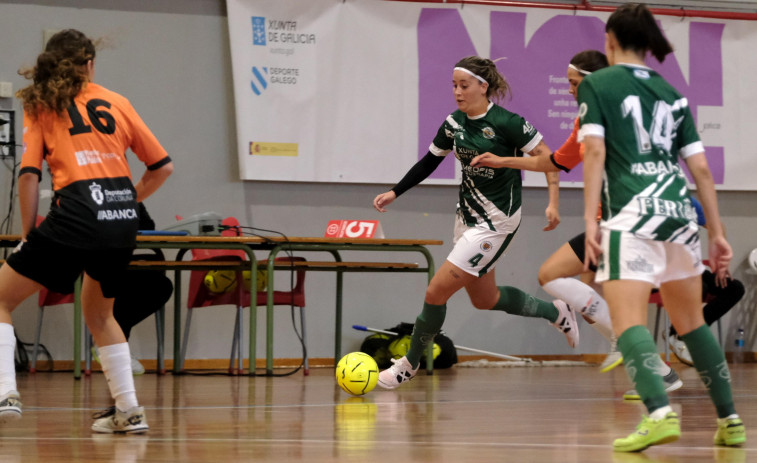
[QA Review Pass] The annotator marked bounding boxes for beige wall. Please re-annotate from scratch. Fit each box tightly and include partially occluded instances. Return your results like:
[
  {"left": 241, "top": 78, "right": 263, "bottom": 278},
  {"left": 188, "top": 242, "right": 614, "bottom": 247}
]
[{"left": 1, "top": 0, "right": 755, "bottom": 364}]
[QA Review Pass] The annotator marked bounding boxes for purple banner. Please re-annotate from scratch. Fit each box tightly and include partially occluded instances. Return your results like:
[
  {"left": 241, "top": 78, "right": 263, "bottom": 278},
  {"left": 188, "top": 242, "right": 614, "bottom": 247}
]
[{"left": 417, "top": 8, "right": 725, "bottom": 184}]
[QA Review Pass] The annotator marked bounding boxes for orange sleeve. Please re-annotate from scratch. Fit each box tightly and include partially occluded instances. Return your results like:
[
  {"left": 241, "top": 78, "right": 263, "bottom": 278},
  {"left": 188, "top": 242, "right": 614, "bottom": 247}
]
[
  {"left": 121, "top": 98, "right": 169, "bottom": 168},
  {"left": 19, "top": 112, "right": 46, "bottom": 177},
  {"left": 551, "top": 118, "right": 583, "bottom": 172}
]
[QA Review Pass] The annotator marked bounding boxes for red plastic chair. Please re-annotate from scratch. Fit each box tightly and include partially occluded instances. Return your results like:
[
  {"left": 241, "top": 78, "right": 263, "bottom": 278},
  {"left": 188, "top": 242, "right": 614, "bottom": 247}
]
[{"left": 177, "top": 216, "right": 309, "bottom": 374}]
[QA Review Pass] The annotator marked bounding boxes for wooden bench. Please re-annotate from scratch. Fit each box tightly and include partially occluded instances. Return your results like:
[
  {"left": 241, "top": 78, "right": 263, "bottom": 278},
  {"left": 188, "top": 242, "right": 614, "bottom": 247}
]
[{"left": 128, "top": 259, "right": 419, "bottom": 270}]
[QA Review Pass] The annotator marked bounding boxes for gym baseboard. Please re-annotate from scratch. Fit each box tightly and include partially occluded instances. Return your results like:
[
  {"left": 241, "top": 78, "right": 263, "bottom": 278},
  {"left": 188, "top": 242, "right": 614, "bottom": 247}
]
[{"left": 28, "top": 352, "right": 751, "bottom": 373}]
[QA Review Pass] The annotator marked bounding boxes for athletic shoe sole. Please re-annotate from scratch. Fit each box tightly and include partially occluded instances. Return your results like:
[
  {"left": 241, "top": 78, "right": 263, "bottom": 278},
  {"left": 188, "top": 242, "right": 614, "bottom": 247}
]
[
  {"left": 623, "top": 377, "right": 683, "bottom": 401},
  {"left": 600, "top": 354, "right": 624, "bottom": 373}
]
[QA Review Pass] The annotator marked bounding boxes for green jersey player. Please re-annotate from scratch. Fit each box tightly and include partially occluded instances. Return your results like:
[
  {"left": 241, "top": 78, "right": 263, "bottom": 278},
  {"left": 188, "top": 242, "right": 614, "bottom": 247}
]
[
  {"left": 372, "top": 55, "right": 578, "bottom": 390},
  {"left": 579, "top": 3, "right": 744, "bottom": 452}
]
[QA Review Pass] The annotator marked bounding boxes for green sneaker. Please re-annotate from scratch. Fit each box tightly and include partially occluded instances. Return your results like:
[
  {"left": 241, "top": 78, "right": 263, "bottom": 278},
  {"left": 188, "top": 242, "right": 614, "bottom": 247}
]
[
  {"left": 613, "top": 412, "right": 680, "bottom": 452},
  {"left": 714, "top": 417, "right": 746, "bottom": 446}
]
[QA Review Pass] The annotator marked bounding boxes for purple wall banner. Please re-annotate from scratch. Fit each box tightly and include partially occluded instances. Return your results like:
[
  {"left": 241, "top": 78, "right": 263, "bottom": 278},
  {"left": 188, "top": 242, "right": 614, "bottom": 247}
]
[{"left": 228, "top": 0, "right": 755, "bottom": 190}]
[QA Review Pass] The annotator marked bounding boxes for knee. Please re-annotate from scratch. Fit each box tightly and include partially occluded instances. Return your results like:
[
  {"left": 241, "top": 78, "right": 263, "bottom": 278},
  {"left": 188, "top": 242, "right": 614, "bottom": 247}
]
[
  {"left": 469, "top": 290, "right": 499, "bottom": 311},
  {"left": 537, "top": 265, "right": 553, "bottom": 286},
  {"left": 84, "top": 312, "right": 109, "bottom": 331},
  {"left": 83, "top": 305, "right": 113, "bottom": 328},
  {"left": 424, "top": 287, "right": 446, "bottom": 306},
  {"left": 471, "top": 298, "right": 494, "bottom": 311}
]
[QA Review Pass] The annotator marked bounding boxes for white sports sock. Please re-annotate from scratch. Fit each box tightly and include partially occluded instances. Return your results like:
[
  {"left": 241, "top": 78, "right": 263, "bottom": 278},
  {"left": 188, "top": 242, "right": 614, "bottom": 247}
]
[
  {"left": 0, "top": 323, "right": 17, "bottom": 395},
  {"left": 720, "top": 414, "right": 740, "bottom": 423},
  {"left": 590, "top": 319, "right": 615, "bottom": 341},
  {"left": 98, "top": 342, "right": 138, "bottom": 411},
  {"left": 650, "top": 405, "right": 674, "bottom": 420},
  {"left": 542, "top": 278, "right": 614, "bottom": 340}
]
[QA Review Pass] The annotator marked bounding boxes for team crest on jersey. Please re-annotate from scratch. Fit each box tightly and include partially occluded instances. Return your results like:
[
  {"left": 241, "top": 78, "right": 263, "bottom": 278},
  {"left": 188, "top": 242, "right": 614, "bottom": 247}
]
[
  {"left": 481, "top": 126, "right": 495, "bottom": 139},
  {"left": 480, "top": 241, "right": 493, "bottom": 252},
  {"left": 89, "top": 182, "right": 104, "bottom": 206},
  {"left": 633, "top": 69, "right": 651, "bottom": 80}
]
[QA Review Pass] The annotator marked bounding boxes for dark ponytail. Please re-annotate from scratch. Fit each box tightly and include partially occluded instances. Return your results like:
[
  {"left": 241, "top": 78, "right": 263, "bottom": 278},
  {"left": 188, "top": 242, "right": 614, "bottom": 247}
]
[
  {"left": 569, "top": 50, "right": 609, "bottom": 74},
  {"left": 606, "top": 3, "right": 673, "bottom": 63}
]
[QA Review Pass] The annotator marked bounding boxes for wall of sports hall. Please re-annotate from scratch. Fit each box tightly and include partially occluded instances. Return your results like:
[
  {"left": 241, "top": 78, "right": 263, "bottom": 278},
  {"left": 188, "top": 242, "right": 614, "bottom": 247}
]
[{"left": 0, "top": 0, "right": 755, "bottom": 369}]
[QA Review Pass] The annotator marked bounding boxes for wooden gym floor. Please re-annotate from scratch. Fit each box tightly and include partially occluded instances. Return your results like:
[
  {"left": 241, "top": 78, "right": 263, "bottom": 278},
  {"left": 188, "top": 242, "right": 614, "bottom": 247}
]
[{"left": 0, "top": 363, "right": 754, "bottom": 462}]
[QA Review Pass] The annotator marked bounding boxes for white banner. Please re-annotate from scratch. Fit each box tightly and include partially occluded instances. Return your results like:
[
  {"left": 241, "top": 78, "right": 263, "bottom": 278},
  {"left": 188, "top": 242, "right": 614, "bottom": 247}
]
[{"left": 228, "top": 0, "right": 757, "bottom": 190}]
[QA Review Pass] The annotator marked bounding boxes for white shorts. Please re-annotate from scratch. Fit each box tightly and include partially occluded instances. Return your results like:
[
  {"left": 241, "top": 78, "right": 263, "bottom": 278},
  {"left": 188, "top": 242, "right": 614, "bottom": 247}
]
[
  {"left": 595, "top": 228, "right": 704, "bottom": 286},
  {"left": 446, "top": 209, "right": 520, "bottom": 277}
]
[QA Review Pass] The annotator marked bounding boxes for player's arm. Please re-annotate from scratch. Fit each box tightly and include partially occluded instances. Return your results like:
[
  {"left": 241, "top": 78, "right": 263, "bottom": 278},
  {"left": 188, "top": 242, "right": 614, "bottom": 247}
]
[
  {"left": 373, "top": 151, "right": 444, "bottom": 212},
  {"left": 685, "top": 152, "right": 732, "bottom": 275},
  {"left": 582, "top": 135, "right": 604, "bottom": 269},
  {"left": 523, "top": 140, "right": 560, "bottom": 230},
  {"left": 17, "top": 114, "right": 44, "bottom": 240},
  {"left": 543, "top": 170, "right": 560, "bottom": 230},
  {"left": 17, "top": 172, "right": 40, "bottom": 240},
  {"left": 470, "top": 138, "right": 558, "bottom": 172},
  {"left": 134, "top": 160, "right": 174, "bottom": 203},
  {"left": 471, "top": 153, "right": 557, "bottom": 171}
]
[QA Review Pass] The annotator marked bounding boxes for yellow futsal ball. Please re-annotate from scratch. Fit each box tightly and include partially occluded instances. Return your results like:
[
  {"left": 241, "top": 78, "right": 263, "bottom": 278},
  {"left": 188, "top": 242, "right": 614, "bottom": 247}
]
[
  {"left": 242, "top": 268, "right": 268, "bottom": 292},
  {"left": 203, "top": 269, "right": 238, "bottom": 294},
  {"left": 335, "top": 352, "right": 379, "bottom": 396}
]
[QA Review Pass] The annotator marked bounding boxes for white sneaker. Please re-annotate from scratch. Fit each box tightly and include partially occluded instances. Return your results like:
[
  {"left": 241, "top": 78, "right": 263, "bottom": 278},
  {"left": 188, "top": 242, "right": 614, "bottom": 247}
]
[
  {"left": 0, "top": 390, "right": 21, "bottom": 424},
  {"left": 669, "top": 335, "right": 693, "bottom": 366},
  {"left": 377, "top": 356, "right": 418, "bottom": 390},
  {"left": 131, "top": 355, "right": 145, "bottom": 376},
  {"left": 600, "top": 336, "right": 623, "bottom": 373},
  {"left": 91, "top": 405, "right": 149, "bottom": 434},
  {"left": 623, "top": 368, "right": 683, "bottom": 400},
  {"left": 551, "top": 300, "right": 579, "bottom": 348}
]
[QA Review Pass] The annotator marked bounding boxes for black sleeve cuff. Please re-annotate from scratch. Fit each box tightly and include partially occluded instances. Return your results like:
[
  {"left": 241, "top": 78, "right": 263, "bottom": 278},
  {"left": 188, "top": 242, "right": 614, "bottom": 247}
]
[
  {"left": 147, "top": 156, "right": 172, "bottom": 171},
  {"left": 550, "top": 153, "right": 571, "bottom": 173},
  {"left": 19, "top": 166, "right": 42, "bottom": 181}
]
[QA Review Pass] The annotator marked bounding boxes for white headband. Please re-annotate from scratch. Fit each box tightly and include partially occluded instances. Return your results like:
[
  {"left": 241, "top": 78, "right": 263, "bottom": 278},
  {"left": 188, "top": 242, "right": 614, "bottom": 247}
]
[
  {"left": 568, "top": 64, "right": 592, "bottom": 76},
  {"left": 454, "top": 67, "right": 487, "bottom": 84}
]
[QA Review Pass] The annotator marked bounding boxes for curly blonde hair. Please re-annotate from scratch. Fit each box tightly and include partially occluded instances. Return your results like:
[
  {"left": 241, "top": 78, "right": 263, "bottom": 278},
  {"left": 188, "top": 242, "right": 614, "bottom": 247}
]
[
  {"left": 454, "top": 56, "right": 510, "bottom": 102},
  {"left": 16, "top": 29, "right": 97, "bottom": 119}
]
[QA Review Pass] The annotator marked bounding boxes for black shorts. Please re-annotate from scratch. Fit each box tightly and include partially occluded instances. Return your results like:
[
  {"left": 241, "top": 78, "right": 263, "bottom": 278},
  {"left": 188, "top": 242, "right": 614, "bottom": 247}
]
[
  {"left": 567, "top": 232, "right": 598, "bottom": 273},
  {"left": 6, "top": 228, "right": 134, "bottom": 297}
]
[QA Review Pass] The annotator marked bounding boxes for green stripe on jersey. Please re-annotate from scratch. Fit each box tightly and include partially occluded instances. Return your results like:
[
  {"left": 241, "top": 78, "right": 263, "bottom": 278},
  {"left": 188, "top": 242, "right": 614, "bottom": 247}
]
[
  {"left": 609, "top": 230, "right": 621, "bottom": 280},
  {"left": 429, "top": 103, "right": 539, "bottom": 233}
]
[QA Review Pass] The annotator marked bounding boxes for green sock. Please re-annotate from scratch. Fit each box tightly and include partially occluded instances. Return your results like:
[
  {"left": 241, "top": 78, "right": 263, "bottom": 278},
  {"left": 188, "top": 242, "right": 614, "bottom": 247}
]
[
  {"left": 680, "top": 324, "right": 736, "bottom": 418},
  {"left": 618, "top": 325, "right": 669, "bottom": 413},
  {"left": 490, "top": 286, "right": 558, "bottom": 322},
  {"left": 405, "top": 302, "right": 446, "bottom": 369}
]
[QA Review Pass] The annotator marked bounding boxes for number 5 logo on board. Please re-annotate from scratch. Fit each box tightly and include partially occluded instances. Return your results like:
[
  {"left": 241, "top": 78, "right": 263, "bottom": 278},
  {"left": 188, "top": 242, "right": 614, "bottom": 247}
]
[{"left": 324, "top": 220, "right": 384, "bottom": 239}]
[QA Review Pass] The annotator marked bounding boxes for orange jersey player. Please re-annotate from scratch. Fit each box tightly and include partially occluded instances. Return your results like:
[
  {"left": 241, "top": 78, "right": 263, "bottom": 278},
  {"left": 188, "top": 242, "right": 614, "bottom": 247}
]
[
  {"left": 20, "top": 81, "right": 171, "bottom": 249},
  {"left": 0, "top": 29, "right": 173, "bottom": 433}
]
